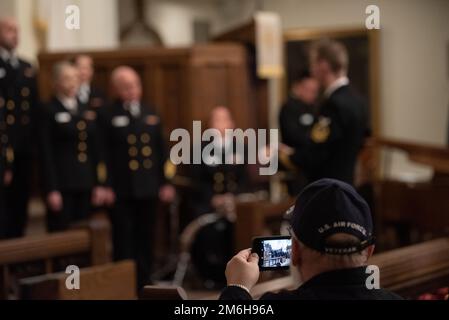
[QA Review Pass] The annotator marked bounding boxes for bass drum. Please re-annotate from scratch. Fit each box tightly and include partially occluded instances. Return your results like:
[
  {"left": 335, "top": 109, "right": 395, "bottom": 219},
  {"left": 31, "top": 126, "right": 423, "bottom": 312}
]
[{"left": 190, "top": 217, "right": 234, "bottom": 287}]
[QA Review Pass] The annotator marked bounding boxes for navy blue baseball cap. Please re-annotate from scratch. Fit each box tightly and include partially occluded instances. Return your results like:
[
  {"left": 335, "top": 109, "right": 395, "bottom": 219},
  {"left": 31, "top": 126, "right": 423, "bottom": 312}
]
[{"left": 287, "top": 179, "right": 374, "bottom": 254}]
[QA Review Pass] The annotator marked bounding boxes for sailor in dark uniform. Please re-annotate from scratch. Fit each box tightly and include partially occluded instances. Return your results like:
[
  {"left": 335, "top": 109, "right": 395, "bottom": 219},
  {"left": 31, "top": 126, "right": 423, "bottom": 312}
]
[
  {"left": 281, "top": 40, "right": 369, "bottom": 185},
  {"left": 279, "top": 70, "right": 319, "bottom": 194},
  {"left": 0, "top": 17, "right": 39, "bottom": 238},
  {"left": 39, "top": 61, "right": 106, "bottom": 232},
  {"left": 98, "top": 66, "right": 175, "bottom": 288},
  {"left": 72, "top": 54, "right": 107, "bottom": 110},
  {"left": 190, "top": 106, "right": 249, "bottom": 219}
]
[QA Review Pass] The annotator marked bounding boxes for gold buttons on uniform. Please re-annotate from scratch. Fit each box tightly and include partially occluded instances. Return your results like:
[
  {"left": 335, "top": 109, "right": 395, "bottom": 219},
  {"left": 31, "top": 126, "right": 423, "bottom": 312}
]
[
  {"left": 78, "top": 153, "right": 87, "bottom": 163},
  {"left": 0, "top": 97, "right": 5, "bottom": 108},
  {"left": 6, "top": 100, "right": 15, "bottom": 110},
  {"left": 21, "top": 87, "right": 30, "bottom": 97},
  {"left": 21, "top": 101, "right": 30, "bottom": 111},
  {"left": 6, "top": 115, "right": 15, "bottom": 125},
  {"left": 141, "top": 133, "right": 150, "bottom": 144},
  {"left": 129, "top": 160, "right": 139, "bottom": 171},
  {"left": 143, "top": 159, "right": 153, "bottom": 169},
  {"left": 78, "top": 142, "right": 87, "bottom": 152},
  {"left": 79, "top": 132, "right": 88, "bottom": 141},
  {"left": 128, "top": 146, "right": 138, "bottom": 157},
  {"left": 77, "top": 121, "right": 86, "bottom": 131},
  {"left": 213, "top": 172, "right": 224, "bottom": 182},
  {"left": 214, "top": 183, "right": 224, "bottom": 193},
  {"left": 141, "top": 146, "right": 152, "bottom": 157},
  {"left": 127, "top": 134, "right": 137, "bottom": 145}
]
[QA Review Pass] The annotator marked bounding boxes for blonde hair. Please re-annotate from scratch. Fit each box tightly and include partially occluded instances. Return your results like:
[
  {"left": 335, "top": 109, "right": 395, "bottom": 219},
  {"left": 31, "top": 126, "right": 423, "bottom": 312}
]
[{"left": 310, "top": 39, "right": 349, "bottom": 74}]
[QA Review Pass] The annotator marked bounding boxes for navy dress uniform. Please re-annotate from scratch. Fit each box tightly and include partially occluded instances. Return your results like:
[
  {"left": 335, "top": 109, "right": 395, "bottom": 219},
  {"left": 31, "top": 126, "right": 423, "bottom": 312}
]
[
  {"left": 283, "top": 83, "right": 369, "bottom": 185},
  {"left": 98, "top": 100, "right": 169, "bottom": 287},
  {"left": 190, "top": 141, "right": 249, "bottom": 218},
  {"left": 0, "top": 50, "right": 38, "bottom": 238},
  {"left": 39, "top": 97, "right": 103, "bottom": 232},
  {"left": 279, "top": 95, "right": 317, "bottom": 194}
]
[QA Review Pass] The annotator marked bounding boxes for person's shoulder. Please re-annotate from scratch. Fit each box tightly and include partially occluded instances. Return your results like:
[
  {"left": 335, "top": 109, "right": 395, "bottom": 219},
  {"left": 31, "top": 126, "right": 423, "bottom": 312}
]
[
  {"left": 40, "top": 98, "right": 60, "bottom": 120},
  {"left": 326, "top": 86, "right": 367, "bottom": 122},
  {"left": 141, "top": 103, "right": 159, "bottom": 116},
  {"left": 44, "top": 97, "right": 59, "bottom": 111},
  {"left": 18, "top": 58, "right": 33, "bottom": 68},
  {"left": 99, "top": 101, "right": 120, "bottom": 116},
  {"left": 18, "top": 59, "right": 37, "bottom": 76},
  {"left": 376, "top": 289, "right": 404, "bottom": 300},
  {"left": 330, "top": 86, "right": 366, "bottom": 109},
  {"left": 260, "top": 289, "right": 307, "bottom": 300}
]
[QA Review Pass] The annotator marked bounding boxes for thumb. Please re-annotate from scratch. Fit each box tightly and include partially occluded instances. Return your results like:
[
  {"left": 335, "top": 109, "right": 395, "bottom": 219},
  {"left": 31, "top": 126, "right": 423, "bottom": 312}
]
[{"left": 248, "top": 252, "right": 259, "bottom": 263}]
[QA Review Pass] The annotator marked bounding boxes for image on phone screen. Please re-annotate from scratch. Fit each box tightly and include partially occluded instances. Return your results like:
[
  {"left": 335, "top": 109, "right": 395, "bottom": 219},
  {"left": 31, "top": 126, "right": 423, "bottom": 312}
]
[{"left": 252, "top": 236, "right": 292, "bottom": 271}]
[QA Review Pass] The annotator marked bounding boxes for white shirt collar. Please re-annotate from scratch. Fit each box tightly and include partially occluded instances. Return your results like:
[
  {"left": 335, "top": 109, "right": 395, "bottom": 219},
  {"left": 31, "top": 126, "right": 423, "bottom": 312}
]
[
  {"left": 0, "top": 47, "right": 19, "bottom": 68},
  {"left": 80, "top": 83, "right": 90, "bottom": 93},
  {"left": 124, "top": 100, "right": 141, "bottom": 117},
  {"left": 324, "top": 76, "right": 349, "bottom": 98},
  {"left": 78, "top": 83, "right": 91, "bottom": 103},
  {"left": 58, "top": 95, "right": 78, "bottom": 112}
]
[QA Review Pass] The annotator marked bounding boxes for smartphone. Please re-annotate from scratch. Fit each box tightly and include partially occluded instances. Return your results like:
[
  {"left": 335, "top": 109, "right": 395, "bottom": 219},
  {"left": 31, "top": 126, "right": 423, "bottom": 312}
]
[{"left": 252, "top": 236, "right": 292, "bottom": 271}]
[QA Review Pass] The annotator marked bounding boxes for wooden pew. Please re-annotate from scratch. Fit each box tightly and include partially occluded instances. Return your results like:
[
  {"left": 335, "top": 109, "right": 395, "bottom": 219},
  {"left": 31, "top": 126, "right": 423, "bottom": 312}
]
[
  {"left": 369, "top": 237, "right": 449, "bottom": 297},
  {"left": 248, "top": 237, "right": 449, "bottom": 299},
  {"left": 140, "top": 285, "right": 187, "bottom": 300},
  {"left": 0, "top": 215, "right": 111, "bottom": 299},
  {"left": 19, "top": 260, "right": 136, "bottom": 300},
  {"left": 375, "top": 138, "right": 449, "bottom": 241}
]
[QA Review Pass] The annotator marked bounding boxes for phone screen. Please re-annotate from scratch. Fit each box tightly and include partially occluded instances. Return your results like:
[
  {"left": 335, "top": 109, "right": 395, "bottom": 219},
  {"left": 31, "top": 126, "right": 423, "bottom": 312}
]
[{"left": 252, "top": 236, "right": 292, "bottom": 271}]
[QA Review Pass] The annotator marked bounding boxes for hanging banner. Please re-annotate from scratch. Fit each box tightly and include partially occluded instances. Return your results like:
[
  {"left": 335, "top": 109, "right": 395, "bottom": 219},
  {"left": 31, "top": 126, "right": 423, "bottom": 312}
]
[{"left": 254, "top": 12, "right": 284, "bottom": 79}]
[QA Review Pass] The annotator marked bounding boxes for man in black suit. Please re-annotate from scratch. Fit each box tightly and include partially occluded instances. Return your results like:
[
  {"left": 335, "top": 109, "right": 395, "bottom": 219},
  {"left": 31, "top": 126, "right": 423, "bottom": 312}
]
[
  {"left": 0, "top": 17, "right": 39, "bottom": 238},
  {"left": 281, "top": 40, "right": 369, "bottom": 185},
  {"left": 72, "top": 54, "right": 107, "bottom": 110},
  {"left": 98, "top": 66, "right": 175, "bottom": 288},
  {"left": 220, "top": 179, "right": 402, "bottom": 300},
  {"left": 279, "top": 70, "right": 319, "bottom": 194},
  {"left": 39, "top": 61, "right": 106, "bottom": 232}
]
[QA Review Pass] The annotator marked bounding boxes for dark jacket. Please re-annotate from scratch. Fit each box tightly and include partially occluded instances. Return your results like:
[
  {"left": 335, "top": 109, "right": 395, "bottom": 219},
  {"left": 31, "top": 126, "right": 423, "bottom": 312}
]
[
  {"left": 0, "top": 57, "right": 39, "bottom": 156},
  {"left": 220, "top": 267, "right": 403, "bottom": 300},
  {"left": 279, "top": 95, "right": 317, "bottom": 148},
  {"left": 98, "top": 100, "right": 168, "bottom": 199},
  {"left": 39, "top": 97, "right": 101, "bottom": 193},
  {"left": 189, "top": 141, "right": 249, "bottom": 217},
  {"left": 85, "top": 85, "right": 107, "bottom": 110},
  {"left": 289, "top": 85, "right": 369, "bottom": 184},
  {"left": 0, "top": 92, "right": 10, "bottom": 189}
]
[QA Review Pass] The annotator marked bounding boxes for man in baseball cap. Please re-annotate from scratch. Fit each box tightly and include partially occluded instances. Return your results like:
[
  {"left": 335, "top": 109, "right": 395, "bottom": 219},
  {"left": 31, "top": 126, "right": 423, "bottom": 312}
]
[{"left": 220, "top": 179, "right": 402, "bottom": 300}]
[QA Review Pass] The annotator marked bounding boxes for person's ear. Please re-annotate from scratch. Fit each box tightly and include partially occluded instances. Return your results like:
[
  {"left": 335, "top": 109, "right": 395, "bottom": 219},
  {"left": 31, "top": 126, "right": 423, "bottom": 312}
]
[
  {"left": 291, "top": 238, "right": 302, "bottom": 267},
  {"left": 366, "top": 244, "right": 375, "bottom": 260}
]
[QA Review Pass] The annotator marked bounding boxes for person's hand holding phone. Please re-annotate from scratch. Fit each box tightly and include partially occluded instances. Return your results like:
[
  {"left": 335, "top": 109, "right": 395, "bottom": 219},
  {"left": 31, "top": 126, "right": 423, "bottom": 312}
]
[{"left": 225, "top": 249, "right": 260, "bottom": 291}]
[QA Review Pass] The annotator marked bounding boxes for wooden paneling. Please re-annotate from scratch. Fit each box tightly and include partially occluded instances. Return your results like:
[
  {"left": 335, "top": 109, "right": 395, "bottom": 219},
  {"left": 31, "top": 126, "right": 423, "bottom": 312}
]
[{"left": 38, "top": 44, "right": 265, "bottom": 137}]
